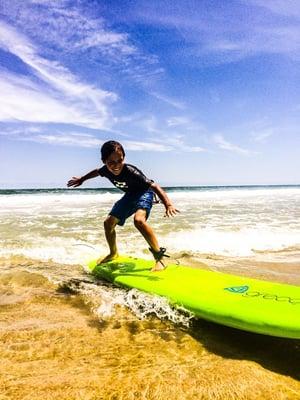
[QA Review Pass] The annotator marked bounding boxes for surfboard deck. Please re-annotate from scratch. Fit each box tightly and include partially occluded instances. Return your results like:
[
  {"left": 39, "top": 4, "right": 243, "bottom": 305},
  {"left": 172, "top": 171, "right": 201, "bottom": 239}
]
[{"left": 88, "top": 256, "right": 300, "bottom": 339}]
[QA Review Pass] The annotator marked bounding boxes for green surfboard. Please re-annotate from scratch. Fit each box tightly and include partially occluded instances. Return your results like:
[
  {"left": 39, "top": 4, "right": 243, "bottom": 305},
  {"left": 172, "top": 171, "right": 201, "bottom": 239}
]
[{"left": 88, "top": 256, "right": 300, "bottom": 339}]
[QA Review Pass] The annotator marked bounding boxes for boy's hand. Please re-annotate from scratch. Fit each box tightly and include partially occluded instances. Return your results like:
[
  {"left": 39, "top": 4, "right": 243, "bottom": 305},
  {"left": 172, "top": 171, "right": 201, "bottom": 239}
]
[
  {"left": 67, "top": 176, "right": 83, "bottom": 187},
  {"left": 164, "top": 204, "right": 180, "bottom": 217}
]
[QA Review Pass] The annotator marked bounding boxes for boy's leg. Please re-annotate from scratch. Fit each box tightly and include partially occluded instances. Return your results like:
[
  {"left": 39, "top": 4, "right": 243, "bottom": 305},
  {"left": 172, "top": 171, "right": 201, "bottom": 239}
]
[
  {"left": 133, "top": 209, "right": 165, "bottom": 271},
  {"left": 97, "top": 215, "right": 119, "bottom": 264}
]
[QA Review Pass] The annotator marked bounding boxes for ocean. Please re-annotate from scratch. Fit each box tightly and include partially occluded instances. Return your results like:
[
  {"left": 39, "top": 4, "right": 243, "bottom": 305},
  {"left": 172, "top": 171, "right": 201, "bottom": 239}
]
[{"left": 1, "top": 185, "right": 300, "bottom": 399}]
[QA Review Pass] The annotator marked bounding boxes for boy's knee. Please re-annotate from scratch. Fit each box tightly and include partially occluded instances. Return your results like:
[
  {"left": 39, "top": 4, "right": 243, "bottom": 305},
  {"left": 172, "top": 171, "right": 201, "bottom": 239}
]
[
  {"left": 104, "top": 216, "right": 117, "bottom": 232},
  {"left": 134, "top": 215, "right": 146, "bottom": 229}
]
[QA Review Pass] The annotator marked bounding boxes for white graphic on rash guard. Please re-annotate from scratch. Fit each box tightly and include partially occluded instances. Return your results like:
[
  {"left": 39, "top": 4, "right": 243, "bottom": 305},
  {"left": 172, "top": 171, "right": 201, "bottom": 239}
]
[
  {"left": 98, "top": 164, "right": 152, "bottom": 192},
  {"left": 114, "top": 181, "right": 128, "bottom": 190}
]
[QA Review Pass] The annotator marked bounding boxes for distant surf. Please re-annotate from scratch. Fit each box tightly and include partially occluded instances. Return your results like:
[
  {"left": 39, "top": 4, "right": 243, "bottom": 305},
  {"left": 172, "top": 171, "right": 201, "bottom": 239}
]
[{"left": 1, "top": 185, "right": 300, "bottom": 267}]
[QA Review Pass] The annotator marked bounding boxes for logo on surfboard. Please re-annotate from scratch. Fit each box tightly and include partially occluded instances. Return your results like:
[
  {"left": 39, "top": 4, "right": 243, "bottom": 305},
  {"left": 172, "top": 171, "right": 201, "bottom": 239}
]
[
  {"left": 224, "top": 285, "right": 300, "bottom": 305},
  {"left": 224, "top": 285, "right": 249, "bottom": 293}
]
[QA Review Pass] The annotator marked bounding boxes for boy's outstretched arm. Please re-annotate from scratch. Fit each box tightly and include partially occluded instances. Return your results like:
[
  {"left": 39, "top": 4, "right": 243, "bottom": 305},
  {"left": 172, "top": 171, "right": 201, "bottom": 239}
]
[
  {"left": 150, "top": 182, "right": 180, "bottom": 217},
  {"left": 67, "top": 169, "right": 99, "bottom": 187}
]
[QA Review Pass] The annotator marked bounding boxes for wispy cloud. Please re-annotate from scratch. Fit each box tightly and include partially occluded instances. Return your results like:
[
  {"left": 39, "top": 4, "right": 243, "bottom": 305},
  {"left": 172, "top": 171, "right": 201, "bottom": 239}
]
[
  {"left": 246, "top": 0, "right": 300, "bottom": 18},
  {"left": 0, "top": 22, "right": 119, "bottom": 101},
  {"left": 1, "top": 1, "right": 137, "bottom": 57},
  {"left": 122, "top": 140, "right": 172, "bottom": 152},
  {"left": 166, "top": 116, "right": 207, "bottom": 135},
  {"left": 230, "top": 118, "right": 275, "bottom": 144},
  {"left": 167, "top": 116, "right": 190, "bottom": 127},
  {"left": 24, "top": 133, "right": 103, "bottom": 148},
  {"left": 1, "top": 0, "right": 162, "bottom": 84},
  {"left": 0, "top": 2, "right": 170, "bottom": 134},
  {"left": 1, "top": 121, "right": 206, "bottom": 153},
  {"left": 0, "top": 125, "right": 103, "bottom": 147},
  {"left": 128, "top": 0, "right": 300, "bottom": 64},
  {"left": 0, "top": 21, "right": 117, "bottom": 129},
  {"left": 148, "top": 133, "right": 207, "bottom": 153},
  {"left": 251, "top": 128, "right": 274, "bottom": 143},
  {"left": 150, "top": 92, "right": 185, "bottom": 110},
  {"left": 114, "top": 112, "right": 208, "bottom": 152},
  {"left": 0, "top": 124, "right": 170, "bottom": 150},
  {"left": 0, "top": 70, "right": 113, "bottom": 129},
  {"left": 213, "top": 135, "right": 252, "bottom": 156}
]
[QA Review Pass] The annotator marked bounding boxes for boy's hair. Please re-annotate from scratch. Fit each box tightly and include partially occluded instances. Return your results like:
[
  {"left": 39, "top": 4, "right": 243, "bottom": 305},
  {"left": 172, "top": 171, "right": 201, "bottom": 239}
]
[{"left": 101, "top": 140, "right": 125, "bottom": 162}]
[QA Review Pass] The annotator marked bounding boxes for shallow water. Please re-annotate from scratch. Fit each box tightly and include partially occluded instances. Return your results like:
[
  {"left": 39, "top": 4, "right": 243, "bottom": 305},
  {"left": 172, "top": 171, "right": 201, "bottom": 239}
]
[
  {"left": 1, "top": 186, "right": 300, "bottom": 398},
  {"left": 1, "top": 259, "right": 300, "bottom": 400},
  {"left": 1, "top": 186, "right": 300, "bottom": 267}
]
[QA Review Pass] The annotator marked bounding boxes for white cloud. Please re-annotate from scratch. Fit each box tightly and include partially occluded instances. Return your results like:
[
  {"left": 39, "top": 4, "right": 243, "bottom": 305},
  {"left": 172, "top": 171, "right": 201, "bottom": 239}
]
[
  {"left": 1, "top": 1, "right": 161, "bottom": 85},
  {"left": 150, "top": 92, "right": 185, "bottom": 110},
  {"left": 246, "top": 0, "right": 300, "bottom": 18},
  {"left": 35, "top": 135, "right": 172, "bottom": 152},
  {"left": 0, "top": 126, "right": 102, "bottom": 147},
  {"left": 166, "top": 116, "right": 207, "bottom": 135},
  {"left": 213, "top": 135, "right": 252, "bottom": 156},
  {"left": 113, "top": 112, "right": 208, "bottom": 152},
  {"left": 149, "top": 133, "right": 207, "bottom": 153},
  {"left": 167, "top": 117, "right": 190, "bottom": 127},
  {"left": 0, "top": 21, "right": 116, "bottom": 100},
  {"left": 76, "top": 31, "right": 136, "bottom": 55},
  {"left": 131, "top": 1, "right": 300, "bottom": 64},
  {"left": 0, "top": 3, "right": 166, "bottom": 133},
  {"left": 0, "top": 22, "right": 116, "bottom": 129},
  {"left": 0, "top": 70, "right": 109, "bottom": 129},
  {"left": 251, "top": 128, "right": 274, "bottom": 143},
  {"left": 123, "top": 140, "right": 172, "bottom": 152},
  {"left": 1, "top": 122, "right": 207, "bottom": 153},
  {"left": 180, "top": 145, "right": 206, "bottom": 152},
  {"left": 0, "top": 124, "right": 173, "bottom": 151},
  {"left": 27, "top": 134, "right": 103, "bottom": 148},
  {"left": 1, "top": 1, "right": 136, "bottom": 56}
]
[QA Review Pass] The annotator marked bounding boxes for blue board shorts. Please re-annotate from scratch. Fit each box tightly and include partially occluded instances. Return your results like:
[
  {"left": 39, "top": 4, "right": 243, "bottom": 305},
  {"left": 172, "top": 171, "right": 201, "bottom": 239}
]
[{"left": 109, "top": 189, "right": 154, "bottom": 226}]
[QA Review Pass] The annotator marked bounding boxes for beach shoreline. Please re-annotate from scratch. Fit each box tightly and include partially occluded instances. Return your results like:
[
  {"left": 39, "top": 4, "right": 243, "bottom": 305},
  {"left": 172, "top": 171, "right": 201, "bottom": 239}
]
[
  {"left": 1, "top": 186, "right": 300, "bottom": 398},
  {"left": 1, "top": 260, "right": 300, "bottom": 400}
]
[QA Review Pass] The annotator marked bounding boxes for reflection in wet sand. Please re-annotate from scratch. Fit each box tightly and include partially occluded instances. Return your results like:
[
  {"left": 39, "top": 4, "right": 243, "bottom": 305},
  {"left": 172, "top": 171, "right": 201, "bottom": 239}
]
[{"left": 1, "top": 267, "right": 300, "bottom": 400}]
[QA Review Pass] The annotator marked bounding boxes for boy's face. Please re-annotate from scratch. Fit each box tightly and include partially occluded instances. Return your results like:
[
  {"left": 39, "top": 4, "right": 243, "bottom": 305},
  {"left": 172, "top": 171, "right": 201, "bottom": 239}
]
[{"left": 105, "top": 150, "right": 125, "bottom": 175}]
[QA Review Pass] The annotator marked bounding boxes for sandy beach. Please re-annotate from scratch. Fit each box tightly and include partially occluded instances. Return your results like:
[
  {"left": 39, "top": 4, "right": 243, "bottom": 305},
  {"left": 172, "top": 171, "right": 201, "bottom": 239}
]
[
  {"left": 2, "top": 0, "right": 300, "bottom": 397},
  {"left": 1, "top": 256, "right": 300, "bottom": 400},
  {"left": 1, "top": 187, "right": 300, "bottom": 399}
]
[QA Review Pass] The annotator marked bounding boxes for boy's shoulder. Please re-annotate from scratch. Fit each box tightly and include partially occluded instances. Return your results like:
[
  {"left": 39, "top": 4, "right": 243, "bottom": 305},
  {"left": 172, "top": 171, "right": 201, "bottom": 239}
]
[
  {"left": 124, "top": 164, "right": 149, "bottom": 178},
  {"left": 98, "top": 163, "right": 140, "bottom": 176},
  {"left": 98, "top": 165, "right": 108, "bottom": 176},
  {"left": 98, "top": 163, "right": 146, "bottom": 179},
  {"left": 125, "top": 163, "right": 141, "bottom": 172}
]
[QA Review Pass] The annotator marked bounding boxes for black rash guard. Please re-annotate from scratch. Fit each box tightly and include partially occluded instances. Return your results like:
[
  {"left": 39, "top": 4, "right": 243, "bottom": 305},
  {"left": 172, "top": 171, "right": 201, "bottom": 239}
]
[{"left": 98, "top": 164, "right": 153, "bottom": 193}]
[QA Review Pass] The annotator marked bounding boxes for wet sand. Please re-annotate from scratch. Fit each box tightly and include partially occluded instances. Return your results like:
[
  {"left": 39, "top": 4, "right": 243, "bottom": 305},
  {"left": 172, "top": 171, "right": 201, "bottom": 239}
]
[{"left": 1, "top": 267, "right": 300, "bottom": 400}]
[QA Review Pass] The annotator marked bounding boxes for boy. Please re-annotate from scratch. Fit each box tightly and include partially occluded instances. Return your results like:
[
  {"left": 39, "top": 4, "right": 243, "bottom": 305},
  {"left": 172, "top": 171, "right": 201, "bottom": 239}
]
[{"left": 67, "top": 140, "right": 179, "bottom": 271}]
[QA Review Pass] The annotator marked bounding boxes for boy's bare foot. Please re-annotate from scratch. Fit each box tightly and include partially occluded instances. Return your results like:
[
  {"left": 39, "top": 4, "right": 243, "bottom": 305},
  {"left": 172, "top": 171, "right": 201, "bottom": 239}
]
[
  {"left": 96, "top": 253, "right": 119, "bottom": 265},
  {"left": 151, "top": 260, "right": 167, "bottom": 272},
  {"left": 149, "top": 247, "right": 169, "bottom": 272}
]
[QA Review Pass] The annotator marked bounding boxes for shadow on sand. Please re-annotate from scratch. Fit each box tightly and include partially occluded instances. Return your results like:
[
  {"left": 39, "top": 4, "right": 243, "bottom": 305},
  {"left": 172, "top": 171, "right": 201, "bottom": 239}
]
[
  {"left": 61, "top": 267, "right": 300, "bottom": 382},
  {"left": 187, "top": 318, "right": 300, "bottom": 380}
]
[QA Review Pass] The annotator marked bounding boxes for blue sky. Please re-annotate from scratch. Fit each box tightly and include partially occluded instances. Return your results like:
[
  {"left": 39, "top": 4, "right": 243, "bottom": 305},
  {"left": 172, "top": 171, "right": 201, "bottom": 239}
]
[{"left": 0, "top": 0, "right": 299, "bottom": 187}]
